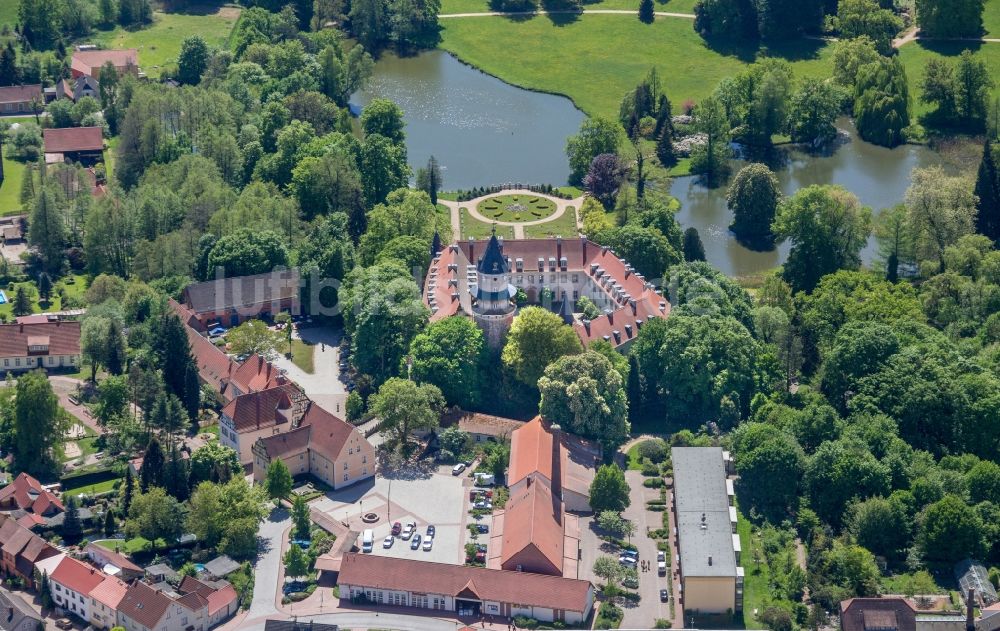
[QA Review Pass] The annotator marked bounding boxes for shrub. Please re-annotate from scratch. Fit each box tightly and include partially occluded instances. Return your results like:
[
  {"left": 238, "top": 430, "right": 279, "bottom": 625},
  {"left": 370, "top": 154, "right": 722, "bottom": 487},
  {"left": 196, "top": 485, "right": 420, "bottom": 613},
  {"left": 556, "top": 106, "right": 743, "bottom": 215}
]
[
  {"left": 514, "top": 615, "right": 540, "bottom": 629},
  {"left": 643, "top": 477, "right": 664, "bottom": 488},
  {"left": 637, "top": 439, "right": 668, "bottom": 463},
  {"left": 641, "top": 462, "right": 660, "bottom": 476}
]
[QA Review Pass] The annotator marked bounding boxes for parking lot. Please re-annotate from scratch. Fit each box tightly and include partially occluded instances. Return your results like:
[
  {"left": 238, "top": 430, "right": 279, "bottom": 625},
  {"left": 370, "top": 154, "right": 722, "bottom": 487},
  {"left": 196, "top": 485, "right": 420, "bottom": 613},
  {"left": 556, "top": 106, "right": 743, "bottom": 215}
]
[{"left": 312, "top": 464, "right": 480, "bottom": 566}]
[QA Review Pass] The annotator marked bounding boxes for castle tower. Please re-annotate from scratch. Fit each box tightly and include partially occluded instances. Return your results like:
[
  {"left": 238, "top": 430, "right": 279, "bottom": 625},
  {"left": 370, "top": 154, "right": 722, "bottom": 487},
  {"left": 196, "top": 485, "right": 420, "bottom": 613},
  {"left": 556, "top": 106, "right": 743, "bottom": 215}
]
[{"left": 472, "top": 228, "right": 516, "bottom": 349}]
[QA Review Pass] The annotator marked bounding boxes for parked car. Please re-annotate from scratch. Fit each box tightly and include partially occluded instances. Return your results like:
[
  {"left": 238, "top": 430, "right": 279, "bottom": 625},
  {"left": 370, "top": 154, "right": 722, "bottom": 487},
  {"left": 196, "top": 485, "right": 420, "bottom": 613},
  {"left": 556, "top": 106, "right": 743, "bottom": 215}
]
[
  {"left": 452, "top": 463, "right": 466, "bottom": 475},
  {"left": 55, "top": 619, "right": 73, "bottom": 630},
  {"left": 391, "top": 522, "right": 402, "bottom": 536},
  {"left": 474, "top": 500, "right": 492, "bottom": 510},
  {"left": 658, "top": 560, "right": 667, "bottom": 575},
  {"left": 622, "top": 576, "right": 639, "bottom": 589},
  {"left": 476, "top": 523, "right": 489, "bottom": 534},
  {"left": 401, "top": 522, "right": 416, "bottom": 540},
  {"left": 657, "top": 550, "right": 666, "bottom": 563},
  {"left": 383, "top": 535, "right": 394, "bottom": 549},
  {"left": 426, "top": 525, "right": 436, "bottom": 537},
  {"left": 660, "top": 589, "right": 669, "bottom": 603},
  {"left": 423, "top": 537, "right": 434, "bottom": 551},
  {"left": 619, "top": 555, "right": 638, "bottom": 567},
  {"left": 411, "top": 534, "right": 422, "bottom": 550}
]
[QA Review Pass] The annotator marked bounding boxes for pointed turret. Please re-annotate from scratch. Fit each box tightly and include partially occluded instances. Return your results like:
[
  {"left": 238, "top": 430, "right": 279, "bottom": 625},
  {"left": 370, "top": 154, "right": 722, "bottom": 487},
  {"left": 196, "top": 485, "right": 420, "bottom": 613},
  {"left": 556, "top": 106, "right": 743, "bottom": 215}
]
[{"left": 477, "top": 226, "right": 509, "bottom": 275}]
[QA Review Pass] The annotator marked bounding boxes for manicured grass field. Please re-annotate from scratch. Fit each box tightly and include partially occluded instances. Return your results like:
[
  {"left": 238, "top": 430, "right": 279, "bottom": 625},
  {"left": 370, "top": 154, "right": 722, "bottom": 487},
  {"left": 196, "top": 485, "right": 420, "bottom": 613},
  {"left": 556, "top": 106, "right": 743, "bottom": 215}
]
[
  {"left": 290, "top": 339, "right": 315, "bottom": 374},
  {"left": 898, "top": 40, "right": 1000, "bottom": 119},
  {"left": 523, "top": 205, "right": 579, "bottom": 237},
  {"left": 89, "top": 8, "right": 241, "bottom": 77},
  {"left": 984, "top": 0, "right": 1000, "bottom": 37},
  {"left": 0, "top": 155, "right": 27, "bottom": 216},
  {"left": 477, "top": 194, "right": 557, "bottom": 222},
  {"left": 0, "top": 274, "right": 88, "bottom": 321},
  {"left": 458, "top": 207, "right": 516, "bottom": 239},
  {"left": 737, "top": 508, "right": 769, "bottom": 629},
  {"left": 64, "top": 477, "right": 120, "bottom": 498},
  {"left": 440, "top": 15, "right": 834, "bottom": 119}
]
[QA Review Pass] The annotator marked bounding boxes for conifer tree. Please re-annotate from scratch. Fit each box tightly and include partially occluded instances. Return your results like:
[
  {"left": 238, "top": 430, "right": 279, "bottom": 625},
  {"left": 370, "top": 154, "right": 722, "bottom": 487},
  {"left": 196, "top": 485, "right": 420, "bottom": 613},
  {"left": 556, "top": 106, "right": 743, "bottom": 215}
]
[
  {"left": 975, "top": 139, "right": 1000, "bottom": 244},
  {"left": 656, "top": 128, "right": 677, "bottom": 168},
  {"left": 683, "top": 227, "right": 707, "bottom": 261},
  {"left": 639, "top": 0, "right": 655, "bottom": 23},
  {"left": 62, "top": 495, "right": 82, "bottom": 543},
  {"left": 626, "top": 354, "right": 643, "bottom": 423},
  {"left": 140, "top": 437, "right": 165, "bottom": 492}
]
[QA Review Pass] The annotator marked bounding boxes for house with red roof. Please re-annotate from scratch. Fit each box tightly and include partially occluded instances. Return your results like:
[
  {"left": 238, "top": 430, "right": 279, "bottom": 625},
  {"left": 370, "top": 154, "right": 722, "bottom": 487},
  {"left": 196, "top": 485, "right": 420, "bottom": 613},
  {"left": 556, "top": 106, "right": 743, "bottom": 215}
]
[
  {"left": 0, "top": 85, "right": 42, "bottom": 114},
  {"left": 181, "top": 269, "right": 300, "bottom": 329},
  {"left": 0, "top": 472, "right": 64, "bottom": 516},
  {"left": 219, "top": 383, "right": 307, "bottom": 464},
  {"left": 43, "top": 126, "right": 105, "bottom": 165},
  {"left": 116, "top": 573, "right": 238, "bottom": 631},
  {"left": 0, "top": 514, "right": 59, "bottom": 588},
  {"left": 0, "top": 321, "right": 81, "bottom": 373},
  {"left": 70, "top": 49, "right": 138, "bottom": 79},
  {"left": 252, "top": 402, "right": 374, "bottom": 490},
  {"left": 48, "top": 556, "right": 108, "bottom": 623}
]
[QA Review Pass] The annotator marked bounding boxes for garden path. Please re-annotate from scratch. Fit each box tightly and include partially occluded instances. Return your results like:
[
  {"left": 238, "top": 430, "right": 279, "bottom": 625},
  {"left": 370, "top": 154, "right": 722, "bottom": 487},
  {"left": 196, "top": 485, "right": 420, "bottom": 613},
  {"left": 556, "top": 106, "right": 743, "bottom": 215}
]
[{"left": 439, "top": 189, "right": 585, "bottom": 241}]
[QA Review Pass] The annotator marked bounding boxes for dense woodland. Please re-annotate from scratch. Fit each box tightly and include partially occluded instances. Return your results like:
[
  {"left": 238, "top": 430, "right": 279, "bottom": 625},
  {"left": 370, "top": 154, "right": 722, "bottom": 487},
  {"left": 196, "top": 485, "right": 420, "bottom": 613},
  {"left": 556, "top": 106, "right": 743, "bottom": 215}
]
[{"left": 0, "top": 0, "right": 998, "bottom": 626}]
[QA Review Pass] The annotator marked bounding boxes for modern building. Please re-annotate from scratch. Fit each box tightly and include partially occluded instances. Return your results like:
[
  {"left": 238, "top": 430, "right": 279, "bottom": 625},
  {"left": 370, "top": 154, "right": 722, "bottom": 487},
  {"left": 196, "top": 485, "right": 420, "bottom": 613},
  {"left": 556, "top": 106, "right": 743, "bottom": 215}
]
[
  {"left": 219, "top": 383, "right": 308, "bottom": 464},
  {"left": 0, "top": 85, "right": 42, "bottom": 114},
  {"left": 251, "top": 402, "right": 375, "bottom": 490},
  {"left": 424, "top": 236, "right": 671, "bottom": 350},
  {"left": 337, "top": 553, "right": 594, "bottom": 625},
  {"left": 181, "top": 269, "right": 300, "bottom": 329},
  {"left": 672, "top": 446, "right": 742, "bottom": 617},
  {"left": 70, "top": 49, "right": 139, "bottom": 79},
  {"left": 43, "top": 126, "right": 105, "bottom": 165},
  {"left": 0, "top": 321, "right": 81, "bottom": 373},
  {"left": 0, "top": 585, "right": 44, "bottom": 631}
]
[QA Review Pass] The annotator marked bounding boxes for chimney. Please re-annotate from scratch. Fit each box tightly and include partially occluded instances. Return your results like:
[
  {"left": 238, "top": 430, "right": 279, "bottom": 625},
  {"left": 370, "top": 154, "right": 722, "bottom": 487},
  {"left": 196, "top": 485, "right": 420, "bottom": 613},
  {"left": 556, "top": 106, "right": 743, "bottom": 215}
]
[
  {"left": 581, "top": 237, "right": 588, "bottom": 265},
  {"left": 556, "top": 237, "right": 562, "bottom": 262},
  {"left": 708, "top": 556, "right": 713, "bottom": 566},
  {"left": 605, "top": 309, "right": 614, "bottom": 325},
  {"left": 967, "top": 588, "right": 976, "bottom": 631},
  {"left": 582, "top": 319, "right": 591, "bottom": 335}
]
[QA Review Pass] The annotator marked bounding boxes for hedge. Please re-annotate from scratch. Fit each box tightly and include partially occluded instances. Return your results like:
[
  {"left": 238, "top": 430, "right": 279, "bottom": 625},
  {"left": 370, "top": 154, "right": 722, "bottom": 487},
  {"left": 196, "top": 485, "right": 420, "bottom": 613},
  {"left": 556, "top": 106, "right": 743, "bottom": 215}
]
[{"left": 61, "top": 467, "right": 117, "bottom": 489}]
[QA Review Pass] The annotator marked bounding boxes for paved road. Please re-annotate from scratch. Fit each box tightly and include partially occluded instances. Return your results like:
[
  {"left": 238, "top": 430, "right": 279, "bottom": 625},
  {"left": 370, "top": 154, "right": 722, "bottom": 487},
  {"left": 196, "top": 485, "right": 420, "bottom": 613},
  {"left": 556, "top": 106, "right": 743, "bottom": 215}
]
[
  {"left": 247, "top": 507, "right": 291, "bottom": 620},
  {"left": 621, "top": 469, "right": 670, "bottom": 629},
  {"left": 269, "top": 326, "right": 347, "bottom": 418}
]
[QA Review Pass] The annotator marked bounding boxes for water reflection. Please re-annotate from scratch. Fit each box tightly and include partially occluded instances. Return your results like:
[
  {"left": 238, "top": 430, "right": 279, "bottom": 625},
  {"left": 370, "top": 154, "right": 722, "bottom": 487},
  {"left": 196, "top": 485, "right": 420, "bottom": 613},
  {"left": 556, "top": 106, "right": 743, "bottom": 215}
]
[
  {"left": 671, "top": 118, "right": 942, "bottom": 277},
  {"left": 350, "top": 49, "right": 586, "bottom": 190}
]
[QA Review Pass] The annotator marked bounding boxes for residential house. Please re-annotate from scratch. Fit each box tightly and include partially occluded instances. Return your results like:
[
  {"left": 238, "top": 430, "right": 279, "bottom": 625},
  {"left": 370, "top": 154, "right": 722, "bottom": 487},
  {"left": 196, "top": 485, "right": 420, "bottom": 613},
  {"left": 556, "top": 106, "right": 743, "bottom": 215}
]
[
  {"left": 181, "top": 269, "right": 300, "bottom": 329},
  {"left": 219, "top": 384, "right": 307, "bottom": 464},
  {"left": 337, "top": 553, "right": 594, "bottom": 624},
  {"left": 841, "top": 598, "right": 918, "bottom": 631},
  {"left": 0, "top": 85, "right": 42, "bottom": 114},
  {"left": 226, "top": 354, "right": 287, "bottom": 400},
  {"left": 443, "top": 409, "right": 521, "bottom": 444},
  {"left": 48, "top": 556, "right": 106, "bottom": 624},
  {"left": 84, "top": 542, "right": 144, "bottom": 581},
  {"left": 0, "top": 585, "right": 43, "bottom": 631},
  {"left": 177, "top": 575, "right": 238, "bottom": 627},
  {"left": 506, "top": 416, "right": 597, "bottom": 513},
  {"left": 70, "top": 49, "right": 138, "bottom": 79},
  {"left": 89, "top": 574, "right": 129, "bottom": 629},
  {"left": 0, "top": 321, "right": 81, "bottom": 373},
  {"left": 0, "top": 473, "right": 64, "bottom": 516},
  {"left": 116, "top": 574, "right": 237, "bottom": 631},
  {"left": 252, "top": 402, "right": 375, "bottom": 490},
  {"left": 43, "top": 127, "right": 105, "bottom": 165},
  {"left": 0, "top": 514, "right": 60, "bottom": 588},
  {"left": 56, "top": 76, "right": 100, "bottom": 102}
]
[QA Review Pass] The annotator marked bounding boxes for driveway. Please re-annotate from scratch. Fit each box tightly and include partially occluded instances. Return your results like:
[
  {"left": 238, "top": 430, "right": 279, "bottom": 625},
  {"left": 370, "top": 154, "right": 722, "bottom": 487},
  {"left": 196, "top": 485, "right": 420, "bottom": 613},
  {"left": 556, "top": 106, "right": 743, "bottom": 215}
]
[
  {"left": 247, "top": 507, "right": 291, "bottom": 620},
  {"left": 49, "top": 376, "right": 105, "bottom": 436},
  {"left": 269, "top": 326, "right": 347, "bottom": 417},
  {"left": 621, "top": 469, "right": 670, "bottom": 629}
]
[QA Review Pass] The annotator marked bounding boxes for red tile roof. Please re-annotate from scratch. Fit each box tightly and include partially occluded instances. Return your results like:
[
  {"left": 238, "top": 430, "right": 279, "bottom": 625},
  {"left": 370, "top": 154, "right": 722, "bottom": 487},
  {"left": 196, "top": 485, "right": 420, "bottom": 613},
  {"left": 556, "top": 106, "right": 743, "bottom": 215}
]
[
  {"left": 220, "top": 385, "right": 295, "bottom": 433},
  {"left": 83, "top": 542, "right": 143, "bottom": 575},
  {"left": 229, "top": 354, "right": 285, "bottom": 395},
  {"left": 50, "top": 556, "right": 105, "bottom": 596},
  {"left": 0, "top": 85, "right": 42, "bottom": 104},
  {"left": 507, "top": 417, "right": 557, "bottom": 490},
  {"left": 90, "top": 574, "right": 129, "bottom": 609},
  {"left": 256, "top": 402, "right": 359, "bottom": 463},
  {"left": 70, "top": 49, "right": 138, "bottom": 77},
  {"left": 338, "top": 553, "right": 593, "bottom": 613},
  {"left": 117, "top": 581, "right": 173, "bottom": 630},
  {"left": 169, "top": 300, "right": 235, "bottom": 394},
  {"left": 179, "top": 575, "right": 238, "bottom": 616},
  {"left": 0, "top": 322, "right": 80, "bottom": 360},
  {"left": 499, "top": 478, "right": 564, "bottom": 575},
  {"left": 182, "top": 269, "right": 300, "bottom": 314},
  {"left": 43, "top": 127, "right": 104, "bottom": 154},
  {"left": 0, "top": 472, "right": 65, "bottom": 514}
]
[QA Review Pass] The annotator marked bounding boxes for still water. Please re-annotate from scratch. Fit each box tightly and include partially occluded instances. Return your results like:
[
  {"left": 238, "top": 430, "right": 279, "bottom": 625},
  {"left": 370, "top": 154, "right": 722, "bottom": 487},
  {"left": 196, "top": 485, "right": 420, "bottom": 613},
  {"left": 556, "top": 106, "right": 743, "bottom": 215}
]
[
  {"left": 350, "top": 49, "right": 586, "bottom": 190},
  {"left": 355, "top": 50, "right": 943, "bottom": 277},
  {"left": 670, "top": 119, "right": 943, "bottom": 277}
]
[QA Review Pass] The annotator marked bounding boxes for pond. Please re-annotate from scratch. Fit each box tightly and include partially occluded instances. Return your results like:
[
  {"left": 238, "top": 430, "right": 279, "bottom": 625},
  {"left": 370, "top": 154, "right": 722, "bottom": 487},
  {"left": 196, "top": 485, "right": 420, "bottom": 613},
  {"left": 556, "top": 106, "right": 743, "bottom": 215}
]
[
  {"left": 671, "top": 119, "right": 943, "bottom": 278},
  {"left": 350, "top": 50, "right": 586, "bottom": 190}
]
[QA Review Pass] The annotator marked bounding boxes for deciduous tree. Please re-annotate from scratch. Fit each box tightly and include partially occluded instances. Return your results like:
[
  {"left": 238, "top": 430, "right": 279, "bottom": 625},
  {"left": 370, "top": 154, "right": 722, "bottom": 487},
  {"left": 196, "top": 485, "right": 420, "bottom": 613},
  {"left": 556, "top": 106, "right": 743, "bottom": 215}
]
[
  {"left": 369, "top": 378, "right": 444, "bottom": 454},
  {"left": 501, "top": 307, "right": 583, "bottom": 387},
  {"left": 538, "top": 351, "right": 629, "bottom": 450},
  {"left": 589, "top": 464, "right": 630, "bottom": 513}
]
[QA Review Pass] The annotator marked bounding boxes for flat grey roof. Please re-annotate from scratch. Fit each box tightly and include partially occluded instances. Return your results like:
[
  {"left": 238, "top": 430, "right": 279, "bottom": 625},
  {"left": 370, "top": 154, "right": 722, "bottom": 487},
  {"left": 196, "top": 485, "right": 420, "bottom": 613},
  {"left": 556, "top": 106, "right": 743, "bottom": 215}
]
[{"left": 672, "top": 446, "right": 737, "bottom": 578}]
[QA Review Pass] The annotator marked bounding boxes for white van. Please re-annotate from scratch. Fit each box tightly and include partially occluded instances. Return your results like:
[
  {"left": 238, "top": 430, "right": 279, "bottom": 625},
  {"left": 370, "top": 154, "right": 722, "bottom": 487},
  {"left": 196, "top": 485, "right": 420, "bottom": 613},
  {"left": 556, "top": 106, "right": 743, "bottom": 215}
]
[{"left": 362, "top": 529, "right": 374, "bottom": 553}]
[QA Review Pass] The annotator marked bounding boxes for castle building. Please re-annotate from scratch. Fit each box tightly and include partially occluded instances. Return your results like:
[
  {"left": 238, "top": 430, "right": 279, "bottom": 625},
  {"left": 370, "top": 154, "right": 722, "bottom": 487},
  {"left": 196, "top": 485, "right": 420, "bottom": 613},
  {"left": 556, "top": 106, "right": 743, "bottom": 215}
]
[{"left": 424, "top": 234, "right": 671, "bottom": 350}]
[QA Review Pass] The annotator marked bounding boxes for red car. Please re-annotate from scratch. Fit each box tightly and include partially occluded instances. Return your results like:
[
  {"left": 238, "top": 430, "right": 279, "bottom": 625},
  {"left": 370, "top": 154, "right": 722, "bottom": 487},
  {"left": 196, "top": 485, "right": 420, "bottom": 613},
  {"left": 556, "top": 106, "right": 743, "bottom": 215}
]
[{"left": 391, "top": 522, "right": 402, "bottom": 536}]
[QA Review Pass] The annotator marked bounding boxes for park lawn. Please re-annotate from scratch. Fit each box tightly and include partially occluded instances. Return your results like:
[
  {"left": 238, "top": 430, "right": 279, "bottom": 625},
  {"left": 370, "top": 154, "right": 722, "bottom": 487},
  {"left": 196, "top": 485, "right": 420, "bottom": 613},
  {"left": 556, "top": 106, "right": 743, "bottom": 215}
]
[
  {"left": 458, "top": 207, "right": 516, "bottom": 239},
  {"left": 89, "top": 9, "right": 240, "bottom": 77},
  {"left": 523, "top": 205, "right": 579, "bottom": 237},
  {"left": 290, "top": 339, "right": 315, "bottom": 374},
  {"left": 95, "top": 537, "right": 159, "bottom": 554},
  {"left": 478, "top": 194, "right": 558, "bottom": 221},
  {"left": 440, "top": 0, "right": 696, "bottom": 13},
  {"left": 737, "top": 507, "right": 769, "bottom": 630},
  {"left": 898, "top": 41, "right": 1000, "bottom": 120},
  {"left": 63, "top": 477, "right": 120, "bottom": 498},
  {"left": 985, "top": 0, "right": 1000, "bottom": 37},
  {"left": 0, "top": 274, "right": 87, "bottom": 321},
  {"left": 0, "top": 155, "right": 26, "bottom": 216},
  {"left": 625, "top": 443, "right": 645, "bottom": 470},
  {"left": 440, "top": 15, "right": 834, "bottom": 119}
]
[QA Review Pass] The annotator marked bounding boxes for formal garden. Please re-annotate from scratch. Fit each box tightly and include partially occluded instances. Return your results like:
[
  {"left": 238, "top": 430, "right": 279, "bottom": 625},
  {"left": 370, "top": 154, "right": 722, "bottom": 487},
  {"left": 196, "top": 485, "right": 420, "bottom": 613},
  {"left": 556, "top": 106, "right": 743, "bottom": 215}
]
[{"left": 476, "top": 194, "right": 559, "bottom": 222}]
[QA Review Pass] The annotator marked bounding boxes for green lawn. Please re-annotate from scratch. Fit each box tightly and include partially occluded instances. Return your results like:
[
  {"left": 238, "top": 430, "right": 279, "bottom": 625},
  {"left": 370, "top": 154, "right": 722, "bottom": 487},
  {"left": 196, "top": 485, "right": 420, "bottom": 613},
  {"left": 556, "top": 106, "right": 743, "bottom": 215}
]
[
  {"left": 440, "top": 15, "right": 834, "bottom": 119},
  {"left": 0, "top": 155, "right": 26, "bottom": 216},
  {"left": 523, "top": 205, "right": 579, "bottom": 238},
  {"left": 458, "top": 207, "right": 516, "bottom": 239},
  {"left": 985, "top": 0, "right": 1000, "bottom": 37},
  {"left": 89, "top": 8, "right": 241, "bottom": 77},
  {"left": 477, "top": 194, "right": 558, "bottom": 222},
  {"left": 63, "top": 477, "right": 120, "bottom": 498},
  {"left": 0, "top": 274, "right": 87, "bottom": 321},
  {"left": 737, "top": 508, "right": 769, "bottom": 629},
  {"left": 898, "top": 40, "right": 1000, "bottom": 120},
  {"left": 0, "top": 3, "right": 17, "bottom": 31},
  {"left": 95, "top": 537, "right": 157, "bottom": 554},
  {"left": 290, "top": 339, "right": 315, "bottom": 374}
]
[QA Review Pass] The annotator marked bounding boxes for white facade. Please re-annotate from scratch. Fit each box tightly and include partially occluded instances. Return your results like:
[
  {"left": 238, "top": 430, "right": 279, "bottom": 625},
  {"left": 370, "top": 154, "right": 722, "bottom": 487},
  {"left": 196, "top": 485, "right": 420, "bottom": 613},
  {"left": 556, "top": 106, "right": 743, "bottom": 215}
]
[
  {"left": 0, "top": 353, "right": 78, "bottom": 372},
  {"left": 51, "top": 579, "right": 91, "bottom": 622}
]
